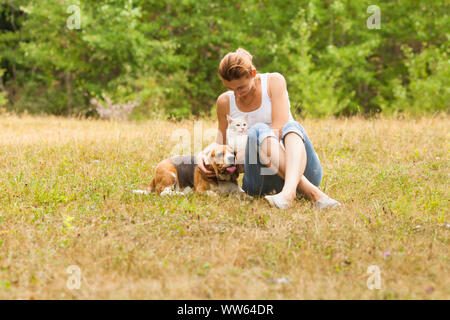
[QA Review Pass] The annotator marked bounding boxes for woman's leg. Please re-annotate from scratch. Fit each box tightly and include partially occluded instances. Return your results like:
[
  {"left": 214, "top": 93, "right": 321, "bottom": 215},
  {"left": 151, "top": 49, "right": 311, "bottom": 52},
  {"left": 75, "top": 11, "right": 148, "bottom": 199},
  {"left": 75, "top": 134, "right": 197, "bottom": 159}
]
[
  {"left": 260, "top": 121, "right": 341, "bottom": 209},
  {"left": 260, "top": 134, "right": 325, "bottom": 202},
  {"left": 242, "top": 123, "right": 285, "bottom": 196}
]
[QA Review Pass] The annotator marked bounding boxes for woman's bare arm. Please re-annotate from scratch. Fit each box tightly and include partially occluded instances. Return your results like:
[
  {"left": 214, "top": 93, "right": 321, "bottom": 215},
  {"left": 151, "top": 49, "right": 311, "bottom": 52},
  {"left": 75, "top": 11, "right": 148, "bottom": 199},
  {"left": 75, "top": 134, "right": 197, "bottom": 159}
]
[
  {"left": 215, "top": 93, "right": 229, "bottom": 145},
  {"left": 217, "top": 94, "right": 245, "bottom": 172},
  {"left": 235, "top": 147, "right": 246, "bottom": 173},
  {"left": 268, "top": 73, "right": 290, "bottom": 139}
]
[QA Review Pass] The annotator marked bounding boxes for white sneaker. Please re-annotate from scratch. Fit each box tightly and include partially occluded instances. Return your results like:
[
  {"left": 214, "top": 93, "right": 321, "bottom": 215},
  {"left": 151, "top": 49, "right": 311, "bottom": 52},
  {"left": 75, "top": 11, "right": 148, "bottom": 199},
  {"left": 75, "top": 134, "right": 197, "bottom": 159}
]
[
  {"left": 264, "top": 193, "right": 291, "bottom": 209},
  {"left": 314, "top": 195, "right": 341, "bottom": 210}
]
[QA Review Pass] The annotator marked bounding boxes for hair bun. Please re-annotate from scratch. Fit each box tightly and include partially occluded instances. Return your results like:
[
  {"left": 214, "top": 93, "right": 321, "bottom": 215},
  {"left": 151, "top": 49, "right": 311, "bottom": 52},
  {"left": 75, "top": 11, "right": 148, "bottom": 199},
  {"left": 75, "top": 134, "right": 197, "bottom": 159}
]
[
  {"left": 235, "top": 48, "right": 253, "bottom": 62},
  {"left": 218, "top": 48, "right": 256, "bottom": 81}
]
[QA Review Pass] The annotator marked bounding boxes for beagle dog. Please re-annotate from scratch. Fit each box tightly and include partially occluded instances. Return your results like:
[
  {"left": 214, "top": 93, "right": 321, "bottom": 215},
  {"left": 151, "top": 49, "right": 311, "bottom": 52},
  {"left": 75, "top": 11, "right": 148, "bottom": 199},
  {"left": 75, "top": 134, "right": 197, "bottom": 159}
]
[{"left": 149, "top": 144, "right": 242, "bottom": 195}]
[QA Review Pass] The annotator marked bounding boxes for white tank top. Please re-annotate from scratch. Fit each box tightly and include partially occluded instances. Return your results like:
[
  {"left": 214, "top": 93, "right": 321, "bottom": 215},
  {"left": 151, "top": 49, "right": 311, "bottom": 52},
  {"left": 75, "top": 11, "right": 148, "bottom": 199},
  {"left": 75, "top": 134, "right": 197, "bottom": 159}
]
[{"left": 228, "top": 73, "right": 294, "bottom": 129}]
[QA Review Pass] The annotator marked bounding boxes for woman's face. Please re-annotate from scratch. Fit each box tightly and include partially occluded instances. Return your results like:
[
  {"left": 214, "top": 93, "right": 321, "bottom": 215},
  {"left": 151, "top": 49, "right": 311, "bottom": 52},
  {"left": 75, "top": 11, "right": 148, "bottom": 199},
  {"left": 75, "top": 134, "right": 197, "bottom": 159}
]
[{"left": 222, "top": 73, "right": 256, "bottom": 98}]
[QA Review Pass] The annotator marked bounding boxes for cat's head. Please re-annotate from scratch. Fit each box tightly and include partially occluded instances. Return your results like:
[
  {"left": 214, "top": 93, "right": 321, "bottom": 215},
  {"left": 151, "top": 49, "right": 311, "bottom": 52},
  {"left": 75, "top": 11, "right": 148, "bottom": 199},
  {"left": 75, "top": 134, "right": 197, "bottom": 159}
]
[{"left": 227, "top": 114, "right": 248, "bottom": 134}]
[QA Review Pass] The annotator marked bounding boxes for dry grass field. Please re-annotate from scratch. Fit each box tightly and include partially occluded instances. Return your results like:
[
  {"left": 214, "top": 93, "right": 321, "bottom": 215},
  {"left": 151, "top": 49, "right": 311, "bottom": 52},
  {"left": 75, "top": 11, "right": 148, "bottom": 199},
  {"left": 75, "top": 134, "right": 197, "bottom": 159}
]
[{"left": 0, "top": 112, "right": 448, "bottom": 299}]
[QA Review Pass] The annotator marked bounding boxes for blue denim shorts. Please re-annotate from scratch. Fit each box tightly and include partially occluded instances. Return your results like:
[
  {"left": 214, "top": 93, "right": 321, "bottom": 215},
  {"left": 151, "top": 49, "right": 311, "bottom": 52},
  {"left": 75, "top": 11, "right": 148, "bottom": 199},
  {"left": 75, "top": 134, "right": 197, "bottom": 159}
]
[{"left": 242, "top": 121, "right": 323, "bottom": 197}]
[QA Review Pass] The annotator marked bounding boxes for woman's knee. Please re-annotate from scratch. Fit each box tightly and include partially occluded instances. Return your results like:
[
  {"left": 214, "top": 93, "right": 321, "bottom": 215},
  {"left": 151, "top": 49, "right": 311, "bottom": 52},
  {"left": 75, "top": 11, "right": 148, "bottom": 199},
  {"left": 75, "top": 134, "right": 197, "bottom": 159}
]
[
  {"left": 282, "top": 120, "right": 302, "bottom": 130},
  {"left": 246, "top": 123, "right": 276, "bottom": 166},
  {"left": 248, "top": 122, "right": 271, "bottom": 139},
  {"left": 253, "top": 123, "right": 279, "bottom": 147},
  {"left": 282, "top": 120, "right": 305, "bottom": 143}
]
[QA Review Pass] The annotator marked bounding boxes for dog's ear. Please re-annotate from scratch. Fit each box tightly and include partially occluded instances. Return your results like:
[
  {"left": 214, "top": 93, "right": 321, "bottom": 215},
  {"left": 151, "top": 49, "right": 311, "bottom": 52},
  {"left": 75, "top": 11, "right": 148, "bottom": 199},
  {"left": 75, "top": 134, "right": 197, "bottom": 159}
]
[
  {"left": 210, "top": 158, "right": 219, "bottom": 177},
  {"left": 205, "top": 148, "right": 219, "bottom": 177},
  {"left": 204, "top": 149, "right": 213, "bottom": 165}
]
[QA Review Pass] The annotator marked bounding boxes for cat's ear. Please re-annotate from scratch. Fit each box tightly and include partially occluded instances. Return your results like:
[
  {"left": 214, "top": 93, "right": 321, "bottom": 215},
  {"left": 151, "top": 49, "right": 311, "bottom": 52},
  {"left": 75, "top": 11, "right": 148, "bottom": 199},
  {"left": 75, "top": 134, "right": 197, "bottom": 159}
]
[
  {"left": 243, "top": 114, "right": 249, "bottom": 122},
  {"left": 226, "top": 114, "right": 232, "bottom": 124}
]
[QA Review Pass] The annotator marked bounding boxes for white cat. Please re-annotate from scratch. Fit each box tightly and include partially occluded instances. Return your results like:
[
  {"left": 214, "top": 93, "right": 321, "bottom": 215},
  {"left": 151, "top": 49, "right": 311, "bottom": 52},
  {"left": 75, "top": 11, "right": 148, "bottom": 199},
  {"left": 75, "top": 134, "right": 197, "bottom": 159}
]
[{"left": 226, "top": 114, "right": 248, "bottom": 154}]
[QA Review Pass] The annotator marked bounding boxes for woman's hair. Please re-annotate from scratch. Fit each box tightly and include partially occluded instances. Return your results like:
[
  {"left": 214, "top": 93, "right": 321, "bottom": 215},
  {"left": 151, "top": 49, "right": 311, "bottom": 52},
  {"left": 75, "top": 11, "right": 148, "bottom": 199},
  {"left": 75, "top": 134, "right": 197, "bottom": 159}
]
[{"left": 218, "top": 48, "right": 256, "bottom": 81}]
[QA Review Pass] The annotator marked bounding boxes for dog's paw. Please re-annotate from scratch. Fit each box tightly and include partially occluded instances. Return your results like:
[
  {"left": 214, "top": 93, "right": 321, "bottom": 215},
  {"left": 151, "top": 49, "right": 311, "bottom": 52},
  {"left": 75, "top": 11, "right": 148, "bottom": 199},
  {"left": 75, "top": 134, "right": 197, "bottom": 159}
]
[
  {"left": 238, "top": 192, "right": 253, "bottom": 201},
  {"left": 182, "top": 186, "right": 192, "bottom": 194},
  {"left": 205, "top": 190, "right": 218, "bottom": 197},
  {"left": 160, "top": 186, "right": 175, "bottom": 196},
  {"left": 132, "top": 189, "right": 151, "bottom": 195}
]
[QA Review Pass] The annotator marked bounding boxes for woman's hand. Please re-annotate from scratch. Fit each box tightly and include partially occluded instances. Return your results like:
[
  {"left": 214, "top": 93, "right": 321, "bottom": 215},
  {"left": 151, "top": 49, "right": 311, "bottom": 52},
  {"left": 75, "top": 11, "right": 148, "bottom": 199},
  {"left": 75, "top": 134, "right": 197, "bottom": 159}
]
[
  {"left": 196, "top": 152, "right": 217, "bottom": 179},
  {"left": 235, "top": 148, "right": 245, "bottom": 173}
]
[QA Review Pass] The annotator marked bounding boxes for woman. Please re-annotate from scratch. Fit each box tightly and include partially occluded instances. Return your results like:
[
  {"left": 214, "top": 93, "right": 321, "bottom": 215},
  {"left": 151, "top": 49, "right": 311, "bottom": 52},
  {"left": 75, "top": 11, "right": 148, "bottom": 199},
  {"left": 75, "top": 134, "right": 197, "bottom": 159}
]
[{"left": 196, "top": 48, "right": 341, "bottom": 210}]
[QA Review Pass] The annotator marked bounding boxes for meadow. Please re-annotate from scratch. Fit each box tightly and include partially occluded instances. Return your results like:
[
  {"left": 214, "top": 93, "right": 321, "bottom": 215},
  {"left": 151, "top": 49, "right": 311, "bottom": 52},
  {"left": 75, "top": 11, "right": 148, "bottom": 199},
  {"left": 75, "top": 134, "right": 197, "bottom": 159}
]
[{"left": 0, "top": 113, "right": 448, "bottom": 299}]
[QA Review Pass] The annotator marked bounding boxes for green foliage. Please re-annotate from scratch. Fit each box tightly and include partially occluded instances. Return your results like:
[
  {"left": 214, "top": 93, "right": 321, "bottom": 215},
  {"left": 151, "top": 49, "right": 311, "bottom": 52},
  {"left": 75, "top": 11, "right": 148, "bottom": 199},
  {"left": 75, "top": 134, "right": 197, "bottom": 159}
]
[
  {"left": 272, "top": 3, "right": 354, "bottom": 117},
  {"left": 0, "top": 68, "right": 6, "bottom": 108},
  {"left": 379, "top": 45, "right": 450, "bottom": 114},
  {"left": 0, "top": 0, "right": 448, "bottom": 117}
]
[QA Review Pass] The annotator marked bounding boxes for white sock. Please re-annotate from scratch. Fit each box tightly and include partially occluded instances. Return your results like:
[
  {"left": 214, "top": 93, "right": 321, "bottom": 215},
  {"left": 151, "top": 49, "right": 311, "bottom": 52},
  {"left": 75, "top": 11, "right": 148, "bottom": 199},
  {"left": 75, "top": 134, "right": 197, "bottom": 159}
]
[
  {"left": 265, "top": 193, "right": 290, "bottom": 209},
  {"left": 314, "top": 195, "right": 341, "bottom": 210}
]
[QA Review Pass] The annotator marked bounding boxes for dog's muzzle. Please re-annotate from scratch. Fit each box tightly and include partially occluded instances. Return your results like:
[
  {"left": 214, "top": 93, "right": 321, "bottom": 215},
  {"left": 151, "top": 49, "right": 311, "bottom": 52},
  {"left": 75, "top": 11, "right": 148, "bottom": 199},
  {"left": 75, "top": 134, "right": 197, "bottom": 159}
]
[{"left": 225, "top": 154, "right": 235, "bottom": 165}]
